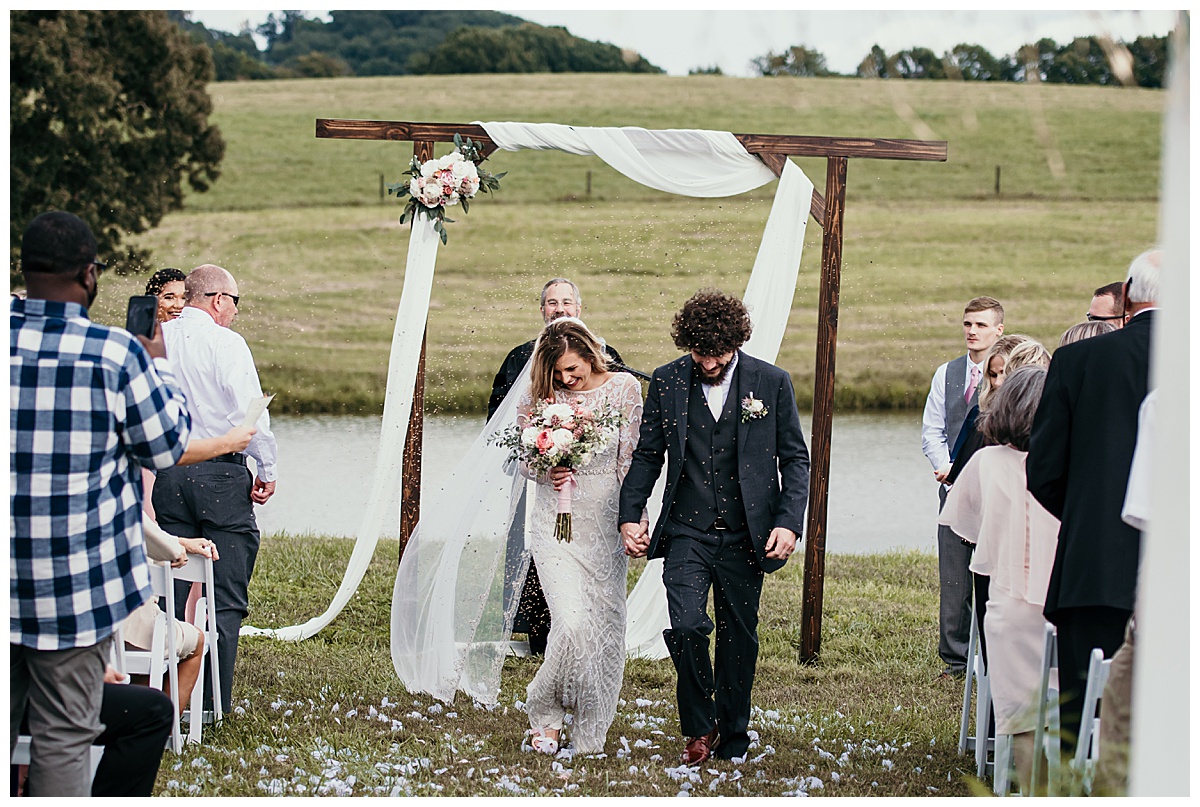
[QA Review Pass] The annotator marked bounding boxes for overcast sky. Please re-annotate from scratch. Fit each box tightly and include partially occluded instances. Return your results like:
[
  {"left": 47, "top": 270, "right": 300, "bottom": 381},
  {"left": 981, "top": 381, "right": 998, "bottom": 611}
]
[{"left": 190, "top": 7, "right": 1178, "bottom": 77}]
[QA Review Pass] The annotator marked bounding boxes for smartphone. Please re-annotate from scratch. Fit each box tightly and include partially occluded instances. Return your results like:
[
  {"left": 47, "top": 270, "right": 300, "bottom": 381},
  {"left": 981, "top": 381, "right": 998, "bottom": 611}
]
[{"left": 125, "top": 295, "right": 159, "bottom": 339}]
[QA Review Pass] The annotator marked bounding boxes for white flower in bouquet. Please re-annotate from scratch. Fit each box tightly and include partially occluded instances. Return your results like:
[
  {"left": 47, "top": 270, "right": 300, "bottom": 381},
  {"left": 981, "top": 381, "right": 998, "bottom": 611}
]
[
  {"left": 521, "top": 426, "right": 540, "bottom": 447},
  {"left": 408, "top": 178, "right": 422, "bottom": 196},
  {"left": 450, "top": 160, "right": 474, "bottom": 180},
  {"left": 445, "top": 190, "right": 460, "bottom": 206},
  {"left": 420, "top": 160, "right": 439, "bottom": 178},
  {"left": 551, "top": 428, "right": 575, "bottom": 452},
  {"left": 420, "top": 183, "right": 443, "bottom": 207},
  {"left": 543, "top": 403, "right": 575, "bottom": 423},
  {"left": 440, "top": 152, "right": 463, "bottom": 168}
]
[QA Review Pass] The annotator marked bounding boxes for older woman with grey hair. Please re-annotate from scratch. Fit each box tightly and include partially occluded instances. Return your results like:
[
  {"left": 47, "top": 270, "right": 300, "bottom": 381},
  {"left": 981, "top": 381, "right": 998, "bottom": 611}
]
[{"left": 938, "top": 366, "right": 1058, "bottom": 793}]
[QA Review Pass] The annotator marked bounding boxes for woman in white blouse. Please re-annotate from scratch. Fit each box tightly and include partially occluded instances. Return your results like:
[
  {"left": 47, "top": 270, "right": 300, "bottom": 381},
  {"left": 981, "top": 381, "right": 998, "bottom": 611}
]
[{"left": 939, "top": 366, "right": 1057, "bottom": 793}]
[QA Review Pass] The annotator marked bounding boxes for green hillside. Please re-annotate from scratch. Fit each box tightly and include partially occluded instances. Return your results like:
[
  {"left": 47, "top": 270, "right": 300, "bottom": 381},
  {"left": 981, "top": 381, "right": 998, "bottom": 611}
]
[{"left": 92, "top": 73, "right": 1164, "bottom": 413}]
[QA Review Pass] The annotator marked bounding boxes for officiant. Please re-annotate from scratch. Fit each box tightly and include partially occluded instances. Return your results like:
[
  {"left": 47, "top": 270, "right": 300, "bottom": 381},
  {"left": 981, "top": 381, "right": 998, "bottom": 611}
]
[{"left": 489, "top": 277, "right": 639, "bottom": 655}]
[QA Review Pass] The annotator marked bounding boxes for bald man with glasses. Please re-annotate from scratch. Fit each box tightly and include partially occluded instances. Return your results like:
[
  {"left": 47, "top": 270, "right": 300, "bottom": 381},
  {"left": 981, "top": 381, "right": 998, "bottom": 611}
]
[{"left": 152, "top": 264, "right": 277, "bottom": 715}]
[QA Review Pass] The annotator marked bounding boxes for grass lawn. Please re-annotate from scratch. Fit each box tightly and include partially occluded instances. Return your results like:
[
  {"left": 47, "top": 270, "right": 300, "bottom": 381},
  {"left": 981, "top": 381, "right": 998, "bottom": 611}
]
[
  {"left": 76, "top": 72, "right": 1163, "bottom": 414},
  {"left": 153, "top": 536, "right": 986, "bottom": 797}
]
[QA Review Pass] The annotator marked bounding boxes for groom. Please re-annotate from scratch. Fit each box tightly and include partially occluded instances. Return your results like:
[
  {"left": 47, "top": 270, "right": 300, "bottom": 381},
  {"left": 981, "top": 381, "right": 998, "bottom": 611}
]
[{"left": 619, "top": 289, "right": 810, "bottom": 764}]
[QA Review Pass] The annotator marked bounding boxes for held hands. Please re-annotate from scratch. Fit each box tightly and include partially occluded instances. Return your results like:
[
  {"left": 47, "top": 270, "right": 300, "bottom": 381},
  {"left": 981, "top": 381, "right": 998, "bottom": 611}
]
[
  {"left": 621, "top": 521, "right": 651, "bottom": 557},
  {"left": 764, "top": 527, "right": 798, "bottom": 560},
  {"left": 251, "top": 476, "right": 276, "bottom": 505},
  {"left": 934, "top": 464, "right": 951, "bottom": 484}
]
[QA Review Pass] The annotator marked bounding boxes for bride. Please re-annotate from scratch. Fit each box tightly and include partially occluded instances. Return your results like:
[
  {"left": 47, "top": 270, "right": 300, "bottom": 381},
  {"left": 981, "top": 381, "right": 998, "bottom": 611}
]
[{"left": 519, "top": 317, "right": 644, "bottom": 755}]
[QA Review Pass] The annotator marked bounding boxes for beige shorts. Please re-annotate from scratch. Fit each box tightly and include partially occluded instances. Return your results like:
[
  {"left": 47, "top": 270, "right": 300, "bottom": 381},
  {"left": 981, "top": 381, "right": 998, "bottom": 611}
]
[{"left": 122, "top": 600, "right": 202, "bottom": 660}]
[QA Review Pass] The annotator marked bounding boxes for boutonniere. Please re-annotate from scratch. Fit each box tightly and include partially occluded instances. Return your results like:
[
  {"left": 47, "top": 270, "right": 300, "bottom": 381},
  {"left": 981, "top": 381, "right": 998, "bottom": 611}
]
[{"left": 741, "top": 393, "right": 768, "bottom": 422}]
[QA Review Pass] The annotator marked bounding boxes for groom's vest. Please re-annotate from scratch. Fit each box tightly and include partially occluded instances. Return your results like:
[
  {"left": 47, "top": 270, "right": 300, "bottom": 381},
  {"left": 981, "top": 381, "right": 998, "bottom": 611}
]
[{"left": 668, "top": 368, "right": 747, "bottom": 534}]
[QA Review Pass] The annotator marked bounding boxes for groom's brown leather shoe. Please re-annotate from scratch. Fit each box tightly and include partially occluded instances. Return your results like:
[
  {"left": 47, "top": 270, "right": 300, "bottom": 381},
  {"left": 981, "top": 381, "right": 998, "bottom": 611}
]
[{"left": 681, "top": 728, "right": 719, "bottom": 765}]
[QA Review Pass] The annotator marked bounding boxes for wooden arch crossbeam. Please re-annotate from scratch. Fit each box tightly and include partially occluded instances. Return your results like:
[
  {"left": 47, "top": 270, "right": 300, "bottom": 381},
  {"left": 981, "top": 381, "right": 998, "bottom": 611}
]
[{"left": 316, "top": 117, "right": 947, "bottom": 662}]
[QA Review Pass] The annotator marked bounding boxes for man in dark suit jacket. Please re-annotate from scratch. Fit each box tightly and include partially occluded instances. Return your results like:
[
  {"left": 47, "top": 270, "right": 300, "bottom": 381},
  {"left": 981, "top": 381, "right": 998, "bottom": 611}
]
[
  {"left": 619, "top": 289, "right": 810, "bottom": 765},
  {"left": 489, "top": 278, "right": 628, "bottom": 655},
  {"left": 1027, "top": 248, "right": 1160, "bottom": 753}
]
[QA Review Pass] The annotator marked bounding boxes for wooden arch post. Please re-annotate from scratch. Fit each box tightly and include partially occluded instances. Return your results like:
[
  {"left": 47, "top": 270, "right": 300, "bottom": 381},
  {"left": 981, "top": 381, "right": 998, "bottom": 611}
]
[{"left": 315, "top": 118, "right": 946, "bottom": 662}]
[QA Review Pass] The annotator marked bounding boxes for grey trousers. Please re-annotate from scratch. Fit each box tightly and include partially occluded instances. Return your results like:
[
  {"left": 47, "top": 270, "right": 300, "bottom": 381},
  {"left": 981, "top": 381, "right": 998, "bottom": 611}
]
[
  {"left": 937, "top": 485, "right": 973, "bottom": 673},
  {"left": 154, "top": 460, "right": 260, "bottom": 714},
  {"left": 10, "top": 638, "right": 111, "bottom": 796}
]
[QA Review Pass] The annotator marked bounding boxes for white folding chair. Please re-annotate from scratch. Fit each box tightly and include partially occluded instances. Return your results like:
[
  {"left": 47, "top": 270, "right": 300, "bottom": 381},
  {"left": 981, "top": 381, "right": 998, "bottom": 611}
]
[
  {"left": 113, "top": 562, "right": 183, "bottom": 753},
  {"left": 11, "top": 735, "right": 105, "bottom": 790},
  {"left": 955, "top": 598, "right": 995, "bottom": 780},
  {"left": 173, "top": 553, "right": 223, "bottom": 744},
  {"left": 1072, "top": 648, "right": 1111, "bottom": 794},
  {"left": 1031, "top": 622, "right": 1062, "bottom": 795}
]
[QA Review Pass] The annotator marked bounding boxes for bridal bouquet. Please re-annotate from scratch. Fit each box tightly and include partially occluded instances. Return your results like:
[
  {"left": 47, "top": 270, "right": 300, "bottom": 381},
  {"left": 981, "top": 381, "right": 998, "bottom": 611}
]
[
  {"left": 386, "top": 133, "right": 505, "bottom": 244},
  {"left": 491, "top": 398, "right": 625, "bottom": 543}
]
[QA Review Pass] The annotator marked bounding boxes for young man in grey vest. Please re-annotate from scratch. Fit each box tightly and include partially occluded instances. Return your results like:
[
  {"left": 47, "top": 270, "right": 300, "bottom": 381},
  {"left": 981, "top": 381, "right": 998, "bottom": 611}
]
[{"left": 921, "top": 296, "right": 1004, "bottom": 678}]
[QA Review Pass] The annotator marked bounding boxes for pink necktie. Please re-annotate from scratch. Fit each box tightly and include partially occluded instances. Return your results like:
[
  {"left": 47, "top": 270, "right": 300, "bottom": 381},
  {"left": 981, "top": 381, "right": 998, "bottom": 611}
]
[{"left": 966, "top": 365, "right": 980, "bottom": 403}]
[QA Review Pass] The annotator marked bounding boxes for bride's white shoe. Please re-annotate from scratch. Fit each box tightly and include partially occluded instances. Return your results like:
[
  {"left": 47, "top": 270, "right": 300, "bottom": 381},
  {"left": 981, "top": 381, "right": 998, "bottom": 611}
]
[{"left": 527, "top": 728, "right": 561, "bottom": 755}]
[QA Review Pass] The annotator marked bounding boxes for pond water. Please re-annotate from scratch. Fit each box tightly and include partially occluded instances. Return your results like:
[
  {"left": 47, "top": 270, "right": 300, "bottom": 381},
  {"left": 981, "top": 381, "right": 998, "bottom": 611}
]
[{"left": 256, "top": 412, "right": 941, "bottom": 555}]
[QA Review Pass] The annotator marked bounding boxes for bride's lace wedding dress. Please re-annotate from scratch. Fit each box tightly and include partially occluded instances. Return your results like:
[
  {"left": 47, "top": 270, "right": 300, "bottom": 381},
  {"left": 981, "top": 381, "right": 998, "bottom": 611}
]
[{"left": 519, "top": 372, "right": 643, "bottom": 753}]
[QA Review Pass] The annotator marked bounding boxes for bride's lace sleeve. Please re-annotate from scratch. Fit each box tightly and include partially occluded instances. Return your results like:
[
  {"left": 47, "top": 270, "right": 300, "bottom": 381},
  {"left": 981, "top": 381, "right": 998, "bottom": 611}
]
[{"left": 614, "top": 374, "right": 644, "bottom": 487}]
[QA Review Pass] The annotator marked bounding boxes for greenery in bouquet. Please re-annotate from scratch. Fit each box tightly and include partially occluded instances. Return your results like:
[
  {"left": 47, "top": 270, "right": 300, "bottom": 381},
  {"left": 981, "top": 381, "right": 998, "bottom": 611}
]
[{"left": 386, "top": 133, "right": 505, "bottom": 244}]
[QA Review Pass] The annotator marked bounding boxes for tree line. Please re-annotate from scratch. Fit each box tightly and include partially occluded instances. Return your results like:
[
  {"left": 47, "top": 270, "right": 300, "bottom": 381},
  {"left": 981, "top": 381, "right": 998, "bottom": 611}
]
[
  {"left": 171, "top": 11, "right": 662, "bottom": 81},
  {"left": 747, "top": 36, "right": 1169, "bottom": 88}
]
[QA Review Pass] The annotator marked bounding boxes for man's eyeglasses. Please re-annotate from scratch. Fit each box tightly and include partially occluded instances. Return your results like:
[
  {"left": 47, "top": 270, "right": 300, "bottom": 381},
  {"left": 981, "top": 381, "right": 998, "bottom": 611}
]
[
  {"left": 204, "top": 291, "right": 240, "bottom": 307},
  {"left": 1086, "top": 313, "right": 1124, "bottom": 322},
  {"left": 90, "top": 260, "right": 108, "bottom": 276}
]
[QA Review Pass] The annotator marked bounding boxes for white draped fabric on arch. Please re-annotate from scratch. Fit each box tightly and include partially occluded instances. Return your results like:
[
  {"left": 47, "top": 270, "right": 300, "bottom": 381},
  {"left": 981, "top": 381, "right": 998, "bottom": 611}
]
[{"left": 242, "top": 122, "right": 815, "bottom": 706}]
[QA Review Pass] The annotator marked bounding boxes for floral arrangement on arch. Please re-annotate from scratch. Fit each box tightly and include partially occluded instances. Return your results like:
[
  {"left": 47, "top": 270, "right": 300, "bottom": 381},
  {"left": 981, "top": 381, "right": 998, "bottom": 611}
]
[
  {"left": 386, "top": 133, "right": 505, "bottom": 244},
  {"left": 490, "top": 398, "right": 626, "bottom": 543}
]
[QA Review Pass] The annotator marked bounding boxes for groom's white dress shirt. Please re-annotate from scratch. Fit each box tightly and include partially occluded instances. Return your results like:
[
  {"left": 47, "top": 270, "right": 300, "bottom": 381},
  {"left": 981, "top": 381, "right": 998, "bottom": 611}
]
[
  {"left": 701, "top": 352, "right": 739, "bottom": 420},
  {"left": 161, "top": 307, "right": 277, "bottom": 482}
]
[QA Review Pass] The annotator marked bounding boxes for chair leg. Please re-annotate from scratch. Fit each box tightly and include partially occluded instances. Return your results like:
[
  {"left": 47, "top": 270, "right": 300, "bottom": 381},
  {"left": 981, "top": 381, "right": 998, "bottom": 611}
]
[
  {"left": 959, "top": 607, "right": 979, "bottom": 756},
  {"left": 975, "top": 670, "right": 993, "bottom": 778},
  {"left": 993, "top": 733, "right": 1013, "bottom": 796}
]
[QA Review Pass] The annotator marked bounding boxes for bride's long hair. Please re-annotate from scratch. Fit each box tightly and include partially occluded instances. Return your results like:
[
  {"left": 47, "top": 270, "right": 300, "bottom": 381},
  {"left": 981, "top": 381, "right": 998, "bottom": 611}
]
[{"left": 530, "top": 317, "right": 610, "bottom": 401}]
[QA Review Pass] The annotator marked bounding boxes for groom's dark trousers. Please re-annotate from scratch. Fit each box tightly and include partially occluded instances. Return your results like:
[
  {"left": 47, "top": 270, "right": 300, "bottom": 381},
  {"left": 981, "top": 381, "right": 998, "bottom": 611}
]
[{"left": 663, "top": 525, "right": 763, "bottom": 759}]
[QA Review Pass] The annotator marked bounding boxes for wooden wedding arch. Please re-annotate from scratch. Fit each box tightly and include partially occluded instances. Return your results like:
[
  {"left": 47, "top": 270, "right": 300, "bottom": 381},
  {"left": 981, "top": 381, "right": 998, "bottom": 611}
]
[{"left": 316, "top": 117, "right": 946, "bottom": 662}]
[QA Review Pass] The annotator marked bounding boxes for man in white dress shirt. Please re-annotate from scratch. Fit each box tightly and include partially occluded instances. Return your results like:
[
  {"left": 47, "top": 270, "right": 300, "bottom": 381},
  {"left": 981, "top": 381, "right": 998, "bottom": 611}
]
[
  {"left": 921, "top": 296, "right": 1004, "bottom": 678},
  {"left": 151, "top": 264, "right": 278, "bottom": 713}
]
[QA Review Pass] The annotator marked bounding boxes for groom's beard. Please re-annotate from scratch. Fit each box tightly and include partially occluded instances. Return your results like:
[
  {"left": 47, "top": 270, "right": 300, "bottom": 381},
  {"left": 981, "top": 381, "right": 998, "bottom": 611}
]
[{"left": 696, "top": 360, "right": 732, "bottom": 386}]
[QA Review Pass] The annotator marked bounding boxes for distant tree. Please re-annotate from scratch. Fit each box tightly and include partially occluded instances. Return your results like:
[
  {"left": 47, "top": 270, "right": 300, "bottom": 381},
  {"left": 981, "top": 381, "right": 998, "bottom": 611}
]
[
  {"left": 10, "top": 11, "right": 225, "bottom": 278},
  {"left": 1015, "top": 37, "right": 1059, "bottom": 82},
  {"left": 1046, "top": 36, "right": 1114, "bottom": 85},
  {"left": 857, "top": 44, "right": 891, "bottom": 78},
  {"left": 408, "top": 23, "right": 662, "bottom": 74},
  {"left": 289, "top": 51, "right": 353, "bottom": 78},
  {"left": 944, "top": 43, "right": 1005, "bottom": 81},
  {"left": 890, "top": 47, "right": 946, "bottom": 79},
  {"left": 1126, "top": 34, "right": 1168, "bottom": 88},
  {"left": 689, "top": 65, "right": 724, "bottom": 76},
  {"left": 259, "top": 10, "right": 528, "bottom": 76},
  {"left": 751, "top": 45, "right": 832, "bottom": 77}
]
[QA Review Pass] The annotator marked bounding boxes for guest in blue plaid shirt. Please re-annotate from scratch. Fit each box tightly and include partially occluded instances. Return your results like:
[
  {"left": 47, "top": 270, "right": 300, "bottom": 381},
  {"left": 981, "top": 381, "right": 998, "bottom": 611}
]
[{"left": 10, "top": 211, "right": 191, "bottom": 796}]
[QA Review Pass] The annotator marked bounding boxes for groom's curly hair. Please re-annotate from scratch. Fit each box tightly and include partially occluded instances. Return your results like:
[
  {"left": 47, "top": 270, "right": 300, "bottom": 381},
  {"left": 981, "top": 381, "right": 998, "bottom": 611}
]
[{"left": 671, "top": 288, "right": 752, "bottom": 356}]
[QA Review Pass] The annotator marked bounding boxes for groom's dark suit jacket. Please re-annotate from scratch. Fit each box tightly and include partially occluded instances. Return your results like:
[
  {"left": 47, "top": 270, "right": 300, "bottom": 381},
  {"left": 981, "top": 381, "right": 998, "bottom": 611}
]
[
  {"left": 1027, "top": 310, "right": 1155, "bottom": 620},
  {"left": 619, "top": 351, "right": 810, "bottom": 573}
]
